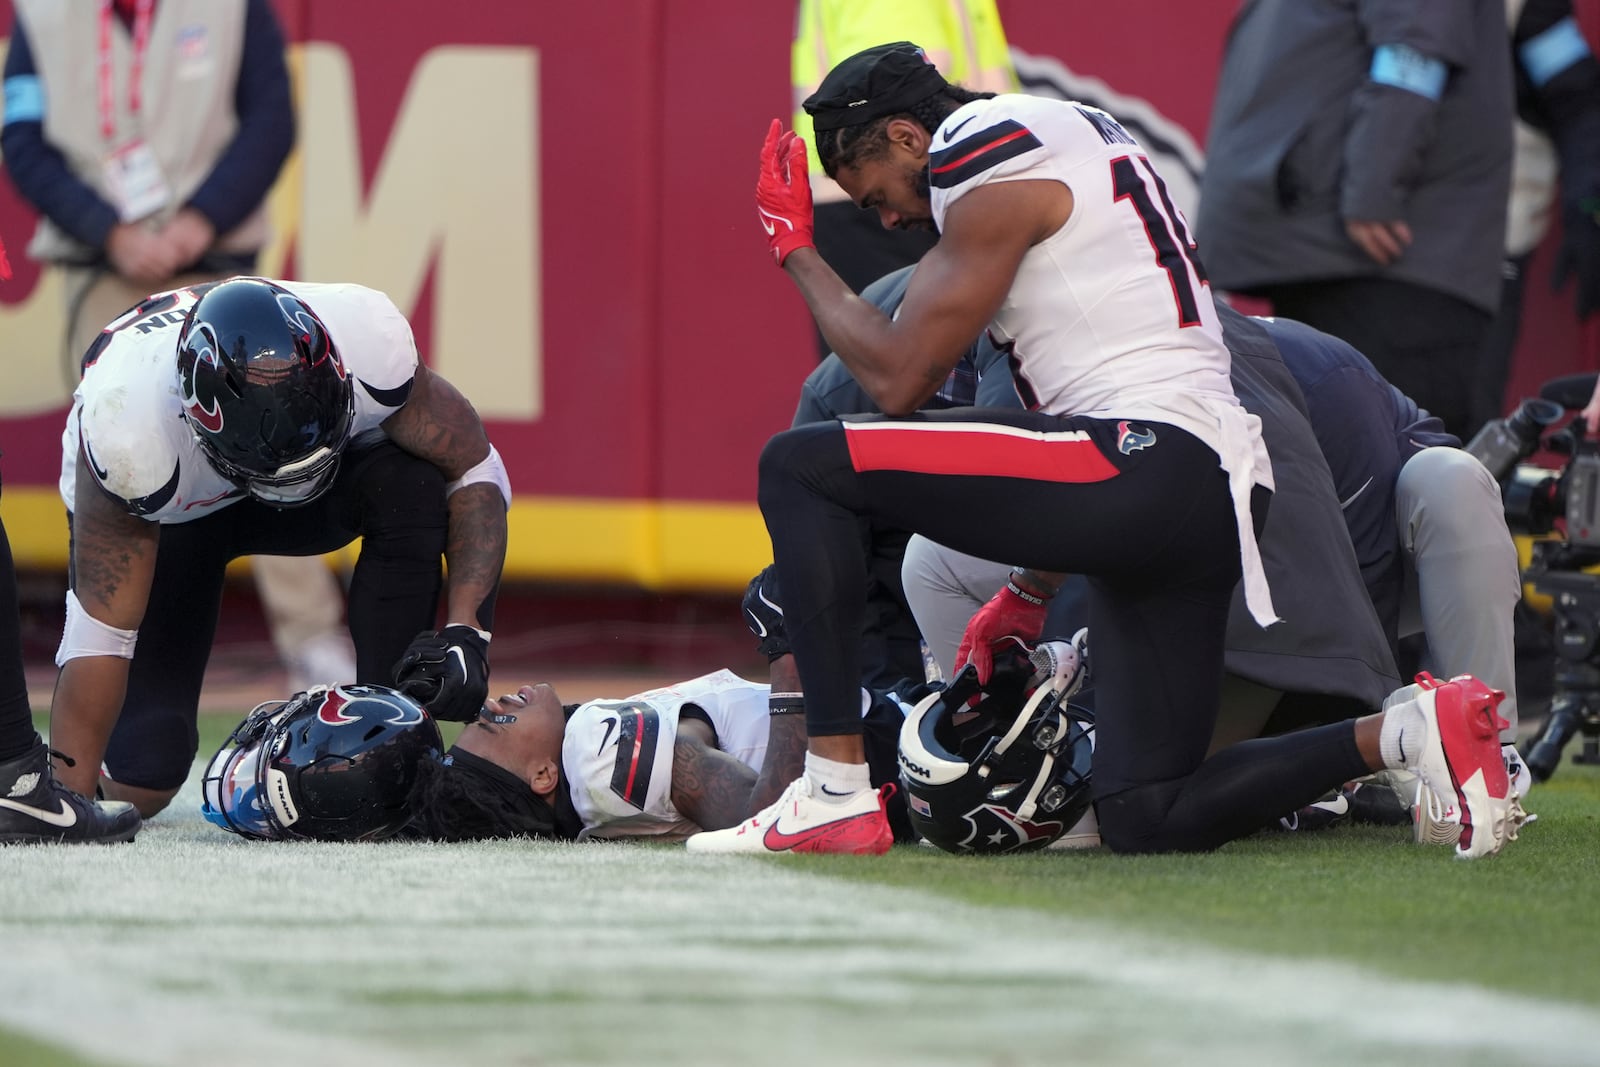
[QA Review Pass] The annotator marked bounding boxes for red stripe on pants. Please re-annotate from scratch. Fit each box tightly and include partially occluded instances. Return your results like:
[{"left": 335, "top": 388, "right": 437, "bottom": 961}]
[{"left": 842, "top": 423, "right": 1119, "bottom": 482}]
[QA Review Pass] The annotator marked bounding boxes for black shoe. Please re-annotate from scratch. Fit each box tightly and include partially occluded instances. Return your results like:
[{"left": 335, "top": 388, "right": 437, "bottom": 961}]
[
  {"left": 1344, "top": 777, "right": 1413, "bottom": 826},
  {"left": 0, "top": 740, "right": 140, "bottom": 845},
  {"left": 1275, "top": 788, "right": 1352, "bottom": 832}
]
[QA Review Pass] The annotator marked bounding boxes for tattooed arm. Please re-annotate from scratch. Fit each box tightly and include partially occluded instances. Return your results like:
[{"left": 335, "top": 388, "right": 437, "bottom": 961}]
[
  {"left": 668, "top": 656, "right": 811, "bottom": 830},
  {"left": 669, "top": 719, "right": 759, "bottom": 831},
  {"left": 380, "top": 363, "right": 507, "bottom": 630},
  {"left": 48, "top": 447, "right": 161, "bottom": 795}
]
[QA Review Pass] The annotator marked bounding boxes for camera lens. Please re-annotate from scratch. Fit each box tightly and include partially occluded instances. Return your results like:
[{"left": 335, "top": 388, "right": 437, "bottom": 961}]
[
  {"left": 1526, "top": 703, "right": 1580, "bottom": 782},
  {"left": 1467, "top": 398, "right": 1566, "bottom": 482},
  {"left": 1506, "top": 398, "right": 1564, "bottom": 442}
]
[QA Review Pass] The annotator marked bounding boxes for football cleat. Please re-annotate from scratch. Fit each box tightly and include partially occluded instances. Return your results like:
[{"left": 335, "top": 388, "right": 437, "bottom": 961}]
[
  {"left": 1343, "top": 775, "right": 1414, "bottom": 826},
  {"left": 1412, "top": 743, "right": 1535, "bottom": 848},
  {"left": 1502, "top": 743, "right": 1533, "bottom": 799},
  {"left": 1275, "top": 788, "right": 1352, "bottom": 833},
  {"left": 685, "top": 774, "right": 893, "bottom": 855},
  {"left": 0, "top": 741, "right": 140, "bottom": 845},
  {"left": 1391, "top": 673, "right": 1520, "bottom": 859}
]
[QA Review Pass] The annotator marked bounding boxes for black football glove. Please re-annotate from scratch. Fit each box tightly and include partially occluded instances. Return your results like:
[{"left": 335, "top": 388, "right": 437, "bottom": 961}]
[
  {"left": 392, "top": 624, "right": 491, "bottom": 722},
  {"left": 741, "top": 565, "right": 790, "bottom": 661}
]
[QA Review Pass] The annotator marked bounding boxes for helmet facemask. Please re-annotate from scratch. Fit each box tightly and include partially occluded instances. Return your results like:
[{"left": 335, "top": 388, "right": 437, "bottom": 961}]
[
  {"left": 201, "top": 696, "right": 305, "bottom": 840},
  {"left": 898, "top": 646, "right": 1095, "bottom": 854}
]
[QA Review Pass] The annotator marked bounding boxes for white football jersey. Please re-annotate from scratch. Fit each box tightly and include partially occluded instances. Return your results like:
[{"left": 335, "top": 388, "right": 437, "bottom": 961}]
[
  {"left": 59, "top": 280, "right": 419, "bottom": 523},
  {"left": 929, "top": 95, "right": 1277, "bottom": 625},
  {"left": 562, "top": 670, "right": 773, "bottom": 841}
]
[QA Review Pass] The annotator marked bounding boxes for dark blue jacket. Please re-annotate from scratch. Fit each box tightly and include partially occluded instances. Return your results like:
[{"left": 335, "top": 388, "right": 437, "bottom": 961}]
[
  {"left": 1263, "top": 314, "right": 1458, "bottom": 650},
  {"left": 1, "top": 0, "right": 294, "bottom": 261}
]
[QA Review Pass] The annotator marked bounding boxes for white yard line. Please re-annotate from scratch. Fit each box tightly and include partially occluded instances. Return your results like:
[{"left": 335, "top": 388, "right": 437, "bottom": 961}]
[{"left": 2, "top": 784, "right": 1597, "bottom": 1067}]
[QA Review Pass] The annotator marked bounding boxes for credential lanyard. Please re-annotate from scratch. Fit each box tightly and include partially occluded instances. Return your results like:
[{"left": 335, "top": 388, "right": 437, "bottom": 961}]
[{"left": 98, "top": 0, "right": 155, "bottom": 143}]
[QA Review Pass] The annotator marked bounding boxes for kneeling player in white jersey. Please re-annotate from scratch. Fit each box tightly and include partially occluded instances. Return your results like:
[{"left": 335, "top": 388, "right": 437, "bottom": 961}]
[
  {"left": 51, "top": 277, "right": 510, "bottom": 819},
  {"left": 688, "top": 42, "right": 1519, "bottom": 860}
]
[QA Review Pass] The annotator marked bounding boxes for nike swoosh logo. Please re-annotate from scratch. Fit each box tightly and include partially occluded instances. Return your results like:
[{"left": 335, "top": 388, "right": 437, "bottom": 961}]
[
  {"left": 757, "top": 207, "right": 791, "bottom": 237},
  {"left": 744, "top": 610, "right": 767, "bottom": 638},
  {"left": 597, "top": 716, "right": 618, "bottom": 756},
  {"left": 758, "top": 588, "right": 784, "bottom": 618},
  {"left": 818, "top": 784, "right": 854, "bottom": 797},
  {"left": 942, "top": 115, "right": 976, "bottom": 143},
  {"left": 1340, "top": 476, "right": 1375, "bottom": 510},
  {"left": 84, "top": 440, "right": 112, "bottom": 483},
  {"left": 448, "top": 646, "right": 468, "bottom": 681},
  {"left": 0, "top": 796, "right": 78, "bottom": 828},
  {"left": 763, "top": 810, "right": 878, "bottom": 851}
]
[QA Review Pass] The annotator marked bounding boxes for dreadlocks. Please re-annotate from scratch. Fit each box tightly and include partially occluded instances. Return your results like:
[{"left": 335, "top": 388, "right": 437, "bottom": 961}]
[
  {"left": 401, "top": 747, "right": 564, "bottom": 842},
  {"left": 813, "top": 85, "right": 996, "bottom": 179}
]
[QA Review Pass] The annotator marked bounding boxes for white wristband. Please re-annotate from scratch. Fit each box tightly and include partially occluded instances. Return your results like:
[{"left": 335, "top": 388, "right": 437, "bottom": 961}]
[
  {"left": 446, "top": 444, "right": 511, "bottom": 509},
  {"left": 56, "top": 589, "right": 139, "bottom": 666}
]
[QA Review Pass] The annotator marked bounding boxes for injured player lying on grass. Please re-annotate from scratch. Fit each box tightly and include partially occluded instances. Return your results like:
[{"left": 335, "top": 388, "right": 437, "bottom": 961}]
[{"left": 199, "top": 656, "right": 917, "bottom": 845}]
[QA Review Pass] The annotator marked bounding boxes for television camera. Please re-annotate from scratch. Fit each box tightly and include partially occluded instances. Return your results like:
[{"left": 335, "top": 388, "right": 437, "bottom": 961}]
[{"left": 1468, "top": 374, "right": 1600, "bottom": 782}]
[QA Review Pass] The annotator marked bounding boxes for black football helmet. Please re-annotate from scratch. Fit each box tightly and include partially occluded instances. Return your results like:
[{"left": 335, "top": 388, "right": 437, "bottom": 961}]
[
  {"left": 898, "top": 642, "right": 1094, "bottom": 854},
  {"left": 201, "top": 684, "right": 443, "bottom": 842},
  {"left": 176, "top": 278, "right": 355, "bottom": 507}
]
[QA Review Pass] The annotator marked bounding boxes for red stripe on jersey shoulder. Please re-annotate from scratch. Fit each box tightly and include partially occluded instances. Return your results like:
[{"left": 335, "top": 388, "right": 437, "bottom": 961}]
[{"left": 928, "top": 119, "right": 1044, "bottom": 189}]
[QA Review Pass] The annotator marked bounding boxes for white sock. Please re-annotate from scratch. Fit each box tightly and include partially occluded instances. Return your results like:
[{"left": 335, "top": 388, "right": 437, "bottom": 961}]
[
  {"left": 805, "top": 751, "right": 871, "bottom": 802},
  {"left": 1379, "top": 694, "right": 1427, "bottom": 770},
  {"left": 1382, "top": 682, "right": 1423, "bottom": 712}
]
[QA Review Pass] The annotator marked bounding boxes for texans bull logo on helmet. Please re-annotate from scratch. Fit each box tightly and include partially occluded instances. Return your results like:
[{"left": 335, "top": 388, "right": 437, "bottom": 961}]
[
  {"left": 178, "top": 322, "right": 226, "bottom": 434},
  {"left": 948, "top": 802, "right": 1068, "bottom": 853}
]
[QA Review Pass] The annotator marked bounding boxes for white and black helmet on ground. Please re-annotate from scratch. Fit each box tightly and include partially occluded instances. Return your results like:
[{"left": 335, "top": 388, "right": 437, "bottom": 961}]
[
  {"left": 201, "top": 684, "right": 443, "bottom": 842},
  {"left": 898, "top": 634, "right": 1093, "bottom": 854}
]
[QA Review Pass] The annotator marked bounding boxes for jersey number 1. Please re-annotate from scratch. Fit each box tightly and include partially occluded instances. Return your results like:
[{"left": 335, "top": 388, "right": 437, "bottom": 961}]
[{"left": 1111, "top": 155, "right": 1208, "bottom": 328}]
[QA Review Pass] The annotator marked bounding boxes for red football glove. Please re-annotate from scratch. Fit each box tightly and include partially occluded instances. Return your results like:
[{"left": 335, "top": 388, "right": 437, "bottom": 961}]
[
  {"left": 756, "top": 118, "right": 815, "bottom": 266},
  {"left": 955, "top": 580, "right": 1049, "bottom": 684}
]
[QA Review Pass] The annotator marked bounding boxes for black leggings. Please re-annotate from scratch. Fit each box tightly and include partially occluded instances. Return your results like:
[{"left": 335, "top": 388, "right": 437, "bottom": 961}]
[
  {"left": 0, "top": 493, "right": 37, "bottom": 763},
  {"left": 760, "top": 408, "right": 1369, "bottom": 852},
  {"left": 95, "top": 441, "right": 451, "bottom": 789}
]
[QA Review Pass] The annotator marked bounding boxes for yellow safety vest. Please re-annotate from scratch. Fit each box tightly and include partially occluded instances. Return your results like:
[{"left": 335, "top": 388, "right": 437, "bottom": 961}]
[{"left": 791, "top": 0, "right": 1016, "bottom": 199}]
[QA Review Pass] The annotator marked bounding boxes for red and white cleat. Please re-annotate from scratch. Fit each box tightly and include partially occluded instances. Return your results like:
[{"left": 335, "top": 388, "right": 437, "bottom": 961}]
[
  {"left": 685, "top": 774, "right": 893, "bottom": 855},
  {"left": 1395, "top": 673, "right": 1523, "bottom": 860}
]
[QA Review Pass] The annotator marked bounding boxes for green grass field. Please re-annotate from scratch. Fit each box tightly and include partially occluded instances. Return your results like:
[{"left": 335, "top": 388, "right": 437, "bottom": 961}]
[{"left": 4, "top": 713, "right": 1599, "bottom": 1067}]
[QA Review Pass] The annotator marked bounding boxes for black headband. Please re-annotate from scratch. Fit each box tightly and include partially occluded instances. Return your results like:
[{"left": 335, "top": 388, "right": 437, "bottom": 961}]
[{"left": 804, "top": 41, "right": 949, "bottom": 132}]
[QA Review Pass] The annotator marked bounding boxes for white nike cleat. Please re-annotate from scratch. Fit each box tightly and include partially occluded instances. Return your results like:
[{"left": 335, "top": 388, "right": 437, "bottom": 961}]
[
  {"left": 685, "top": 774, "right": 893, "bottom": 855},
  {"left": 0, "top": 741, "right": 139, "bottom": 845},
  {"left": 1391, "top": 673, "right": 1521, "bottom": 860}
]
